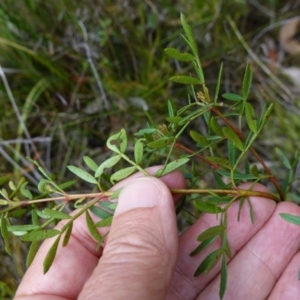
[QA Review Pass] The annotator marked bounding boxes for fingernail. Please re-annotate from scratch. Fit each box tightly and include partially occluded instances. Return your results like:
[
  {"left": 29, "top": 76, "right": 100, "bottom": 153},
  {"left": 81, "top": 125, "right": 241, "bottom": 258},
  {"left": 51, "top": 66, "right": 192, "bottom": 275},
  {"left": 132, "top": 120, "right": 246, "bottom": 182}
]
[{"left": 115, "top": 177, "right": 161, "bottom": 215}]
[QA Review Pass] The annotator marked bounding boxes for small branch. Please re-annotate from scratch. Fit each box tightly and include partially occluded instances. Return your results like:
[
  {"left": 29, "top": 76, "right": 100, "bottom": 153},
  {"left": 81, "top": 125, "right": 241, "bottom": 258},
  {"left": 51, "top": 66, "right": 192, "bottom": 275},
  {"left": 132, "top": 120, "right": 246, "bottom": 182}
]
[
  {"left": 174, "top": 142, "right": 219, "bottom": 169},
  {"left": 170, "top": 188, "right": 280, "bottom": 202},
  {"left": 211, "top": 106, "right": 284, "bottom": 200}
]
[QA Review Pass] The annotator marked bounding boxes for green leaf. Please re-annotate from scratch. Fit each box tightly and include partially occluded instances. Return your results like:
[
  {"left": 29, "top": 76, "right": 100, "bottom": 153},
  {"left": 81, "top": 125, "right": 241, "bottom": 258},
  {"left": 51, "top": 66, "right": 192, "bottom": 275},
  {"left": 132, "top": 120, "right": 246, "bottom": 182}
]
[
  {"left": 95, "top": 216, "right": 113, "bottom": 227},
  {"left": 9, "top": 208, "right": 27, "bottom": 218},
  {"left": 218, "top": 169, "right": 257, "bottom": 180},
  {"left": 245, "top": 102, "right": 258, "bottom": 133},
  {"left": 43, "top": 236, "right": 60, "bottom": 273},
  {"left": 221, "top": 231, "right": 231, "bottom": 258},
  {"left": 223, "top": 127, "right": 244, "bottom": 151},
  {"left": 89, "top": 206, "right": 112, "bottom": 219},
  {"left": 20, "top": 182, "right": 33, "bottom": 199},
  {"left": 85, "top": 211, "right": 102, "bottom": 243},
  {"left": 194, "top": 200, "right": 223, "bottom": 214},
  {"left": 190, "top": 236, "right": 217, "bottom": 256},
  {"left": 219, "top": 254, "right": 228, "bottom": 299},
  {"left": 37, "top": 179, "right": 55, "bottom": 193},
  {"left": 275, "top": 148, "right": 292, "bottom": 169},
  {"left": 212, "top": 171, "right": 228, "bottom": 188},
  {"left": 242, "top": 63, "right": 253, "bottom": 100},
  {"left": 246, "top": 198, "right": 255, "bottom": 224},
  {"left": 83, "top": 156, "right": 98, "bottom": 172},
  {"left": 147, "top": 137, "right": 175, "bottom": 149},
  {"left": 190, "top": 130, "right": 209, "bottom": 146},
  {"left": 170, "top": 75, "right": 201, "bottom": 85},
  {"left": 110, "top": 166, "right": 137, "bottom": 184},
  {"left": 197, "top": 225, "right": 225, "bottom": 242},
  {"left": 164, "top": 48, "right": 195, "bottom": 61},
  {"left": 222, "top": 93, "right": 243, "bottom": 102},
  {"left": 214, "top": 62, "right": 223, "bottom": 103},
  {"left": 106, "top": 128, "right": 127, "bottom": 153},
  {"left": 250, "top": 165, "right": 259, "bottom": 177},
  {"left": 155, "top": 157, "right": 189, "bottom": 177},
  {"left": 280, "top": 213, "right": 300, "bottom": 226},
  {"left": 134, "top": 128, "right": 156, "bottom": 136},
  {"left": 58, "top": 180, "right": 77, "bottom": 191},
  {"left": 26, "top": 241, "right": 40, "bottom": 267},
  {"left": 194, "top": 248, "right": 224, "bottom": 276},
  {"left": 228, "top": 140, "right": 237, "bottom": 167},
  {"left": 237, "top": 197, "right": 246, "bottom": 221},
  {"left": 0, "top": 175, "right": 10, "bottom": 186},
  {"left": 67, "top": 166, "right": 97, "bottom": 184},
  {"left": 210, "top": 117, "right": 223, "bottom": 136},
  {"left": 1, "top": 215, "right": 11, "bottom": 255},
  {"left": 7, "top": 224, "right": 40, "bottom": 232},
  {"left": 134, "top": 139, "right": 144, "bottom": 165},
  {"left": 21, "top": 229, "right": 60, "bottom": 241},
  {"left": 95, "top": 155, "right": 121, "bottom": 178},
  {"left": 0, "top": 199, "right": 8, "bottom": 205},
  {"left": 180, "top": 13, "right": 198, "bottom": 57},
  {"left": 166, "top": 116, "right": 183, "bottom": 123},
  {"left": 110, "top": 188, "right": 122, "bottom": 200},
  {"left": 167, "top": 100, "right": 174, "bottom": 117},
  {"left": 62, "top": 221, "right": 73, "bottom": 247},
  {"left": 206, "top": 156, "right": 231, "bottom": 169},
  {"left": 41, "top": 208, "right": 71, "bottom": 220}
]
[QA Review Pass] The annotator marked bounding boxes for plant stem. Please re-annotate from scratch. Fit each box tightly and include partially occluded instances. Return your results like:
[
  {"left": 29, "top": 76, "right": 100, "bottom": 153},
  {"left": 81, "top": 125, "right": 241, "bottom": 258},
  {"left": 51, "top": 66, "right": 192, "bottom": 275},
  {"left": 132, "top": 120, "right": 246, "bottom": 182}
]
[
  {"left": 170, "top": 188, "right": 280, "bottom": 202},
  {"left": 211, "top": 106, "right": 284, "bottom": 200}
]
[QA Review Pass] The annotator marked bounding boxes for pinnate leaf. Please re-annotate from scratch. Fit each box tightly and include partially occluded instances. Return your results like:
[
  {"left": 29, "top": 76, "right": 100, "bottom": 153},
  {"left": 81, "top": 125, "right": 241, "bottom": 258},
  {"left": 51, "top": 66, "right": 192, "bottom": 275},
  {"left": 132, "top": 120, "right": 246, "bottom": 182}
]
[
  {"left": 110, "top": 166, "right": 137, "bottom": 184},
  {"left": 41, "top": 208, "right": 71, "bottom": 220},
  {"left": 180, "top": 13, "right": 198, "bottom": 56},
  {"left": 147, "top": 137, "right": 174, "bottom": 149},
  {"left": 190, "top": 236, "right": 217, "bottom": 256},
  {"left": 106, "top": 128, "right": 127, "bottom": 153},
  {"left": 134, "top": 139, "right": 144, "bottom": 165},
  {"left": 197, "top": 225, "right": 225, "bottom": 242},
  {"left": 190, "top": 130, "right": 209, "bottom": 146},
  {"left": 219, "top": 254, "right": 228, "bottom": 299},
  {"left": 21, "top": 229, "right": 60, "bottom": 241},
  {"left": 222, "top": 127, "right": 244, "bottom": 151},
  {"left": 89, "top": 206, "right": 112, "bottom": 219},
  {"left": 26, "top": 241, "right": 40, "bottom": 267},
  {"left": 62, "top": 221, "right": 73, "bottom": 247},
  {"left": 170, "top": 75, "right": 201, "bottom": 85},
  {"left": 95, "top": 216, "right": 113, "bottom": 227},
  {"left": 194, "top": 248, "right": 224, "bottom": 276},
  {"left": 85, "top": 211, "right": 102, "bottom": 243},
  {"left": 67, "top": 166, "right": 97, "bottom": 184},
  {"left": 275, "top": 148, "right": 292, "bottom": 169},
  {"left": 1, "top": 215, "right": 11, "bottom": 255},
  {"left": 280, "top": 213, "right": 300, "bottom": 226},
  {"left": 164, "top": 48, "right": 195, "bottom": 61},
  {"left": 155, "top": 157, "right": 189, "bottom": 177},
  {"left": 242, "top": 63, "right": 253, "bottom": 99},
  {"left": 245, "top": 102, "right": 258, "bottom": 133},
  {"left": 194, "top": 200, "right": 223, "bottom": 214},
  {"left": 95, "top": 155, "right": 121, "bottom": 178},
  {"left": 83, "top": 156, "right": 98, "bottom": 172},
  {"left": 210, "top": 117, "right": 223, "bottom": 136},
  {"left": 43, "top": 236, "right": 60, "bottom": 273},
  {"left": 222, "top": 93, "right": 243, "bottom": 102},
  {"left": 206, "top": 156, "right": 231, "bottom": 169}
]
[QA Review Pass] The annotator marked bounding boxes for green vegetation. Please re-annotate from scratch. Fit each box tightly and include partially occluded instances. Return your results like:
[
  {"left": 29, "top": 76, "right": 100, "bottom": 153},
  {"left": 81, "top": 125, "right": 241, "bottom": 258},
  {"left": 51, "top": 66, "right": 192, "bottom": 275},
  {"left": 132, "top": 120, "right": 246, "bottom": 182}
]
[{"left": 1, "top": 0, "right": 300, "bottom": 297}]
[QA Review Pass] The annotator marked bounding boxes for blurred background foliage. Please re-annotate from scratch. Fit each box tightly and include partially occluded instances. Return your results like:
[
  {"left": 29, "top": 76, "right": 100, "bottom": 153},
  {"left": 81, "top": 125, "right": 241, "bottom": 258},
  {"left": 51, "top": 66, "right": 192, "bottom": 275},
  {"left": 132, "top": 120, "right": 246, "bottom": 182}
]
[{"left": 1, "top": 0, "right": 300, "bottom": 297}]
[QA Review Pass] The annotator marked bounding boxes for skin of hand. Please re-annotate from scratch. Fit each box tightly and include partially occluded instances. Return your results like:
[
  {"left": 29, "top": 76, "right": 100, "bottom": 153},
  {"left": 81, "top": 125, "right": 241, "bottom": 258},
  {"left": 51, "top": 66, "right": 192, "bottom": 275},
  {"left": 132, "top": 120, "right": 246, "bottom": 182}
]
[{"left": 15, "top": 166, "right": 300, "bottom": 300}]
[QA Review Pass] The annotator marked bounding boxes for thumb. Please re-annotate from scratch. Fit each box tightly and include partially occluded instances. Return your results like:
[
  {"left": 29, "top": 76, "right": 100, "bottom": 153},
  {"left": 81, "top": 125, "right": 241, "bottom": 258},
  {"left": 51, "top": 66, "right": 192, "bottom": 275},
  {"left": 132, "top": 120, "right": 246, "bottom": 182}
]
[{"left": 78, "top": 177, "right": 178, "bottom": 300}]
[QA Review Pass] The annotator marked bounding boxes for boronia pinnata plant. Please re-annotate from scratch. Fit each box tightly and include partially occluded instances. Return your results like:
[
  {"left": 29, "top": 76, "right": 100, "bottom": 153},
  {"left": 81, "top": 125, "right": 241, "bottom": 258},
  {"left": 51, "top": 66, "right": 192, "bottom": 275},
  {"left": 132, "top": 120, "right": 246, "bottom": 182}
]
[{"left": 1, "top": 14, "right": 300, "bottom": 299}]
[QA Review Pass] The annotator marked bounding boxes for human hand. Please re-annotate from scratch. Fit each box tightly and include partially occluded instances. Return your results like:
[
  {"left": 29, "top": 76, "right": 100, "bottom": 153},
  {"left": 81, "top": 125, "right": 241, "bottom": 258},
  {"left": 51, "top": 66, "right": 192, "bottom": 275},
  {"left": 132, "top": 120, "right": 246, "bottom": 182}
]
[{"left": 15, "top": 167, "right": 300, "bottom": 299}]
